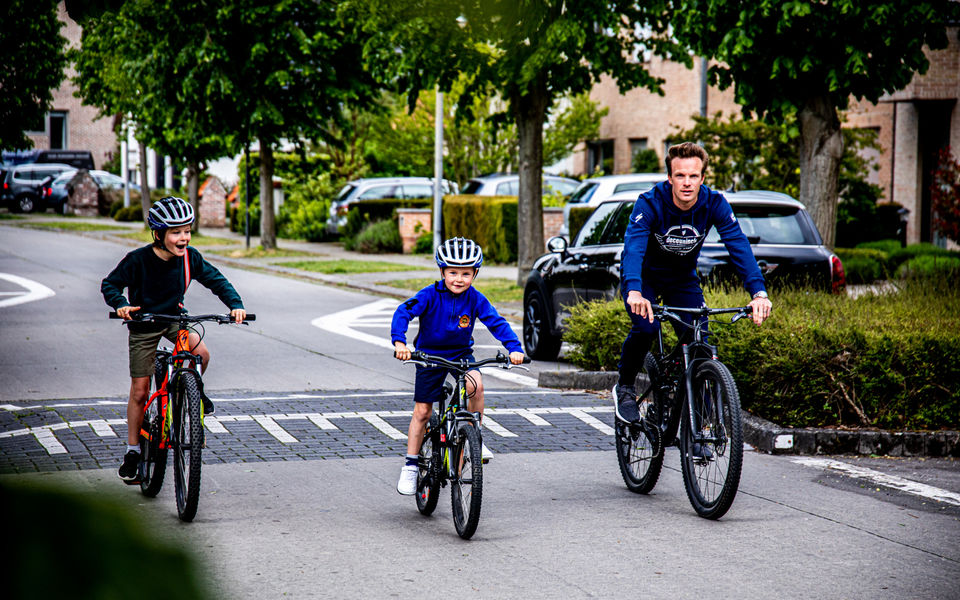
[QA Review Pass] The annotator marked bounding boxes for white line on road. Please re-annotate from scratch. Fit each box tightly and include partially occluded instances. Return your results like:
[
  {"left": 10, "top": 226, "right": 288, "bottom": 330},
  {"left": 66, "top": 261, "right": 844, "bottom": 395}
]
[
  {"left": 305, "top": 413, "right": 339, "bottom": 430},
  {"left": 566, "top": 409, "right": 615, "bottom": 435},
  {"left": 34, "top": 429, "right": 67, "bottom": 454},
  {"left": 481, "top": 416, "right": 517, "bottom": 438},
  {"left": 204, "top": 417, "right": 230, "bottom": 434},
  {"left": 0, "top": 273, "right": 56, "bottom": 309},
  {"left": 88, "top": 420, "right": 117, "bottom": 438},
  {"left": 252, "top": 415, "right": 299, "bottom": 443},
  {"left": 793, "top": 456, "right": 960, "bottom": 507},
  {"left": 361, "top": 414, "right": 407, "bottom": 440}
]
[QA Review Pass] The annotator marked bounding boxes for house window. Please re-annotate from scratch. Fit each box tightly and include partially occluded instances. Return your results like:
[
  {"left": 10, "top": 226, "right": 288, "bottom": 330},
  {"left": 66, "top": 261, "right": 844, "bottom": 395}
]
[
  {"left": 587, "top": 139, "right": 614, "bottom": 175},
  {"left": 48, "top": 112, "right": 67, "bottom": 149},
  {"left": 629, "top": 138, "right": 648, "bottom": 161}
]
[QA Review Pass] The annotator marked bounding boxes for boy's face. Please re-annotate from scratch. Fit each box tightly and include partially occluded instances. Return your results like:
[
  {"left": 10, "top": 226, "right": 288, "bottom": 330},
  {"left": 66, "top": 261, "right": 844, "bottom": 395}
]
[
  {"left": 442, "top": 267, "right": 476, "bottom": 295},
  {"left": 161, "top": 225, "right": 192, "bottom": 257}
]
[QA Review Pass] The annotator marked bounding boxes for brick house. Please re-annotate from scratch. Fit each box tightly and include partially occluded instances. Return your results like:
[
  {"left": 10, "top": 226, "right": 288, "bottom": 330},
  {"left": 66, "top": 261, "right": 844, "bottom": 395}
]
[{"left": 576, "top": 30, "right": 960, "bottom": 246}]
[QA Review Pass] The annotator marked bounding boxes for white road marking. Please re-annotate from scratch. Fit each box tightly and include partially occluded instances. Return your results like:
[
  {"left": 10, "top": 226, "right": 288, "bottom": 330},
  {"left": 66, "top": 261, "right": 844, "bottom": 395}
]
[
  {"left": 0, "top": 273, "right": 56, "bottom": 309},
  {"left": 252, "top": 415, "right": 299, "bottom": 443},
  {"left": 311, "top": 299, "right": 538, "bottom": 387},
  {"left": 204, "top": 417, "right": 229, "bottom": 434},
  {"left": 34, "top": 428, "right": 68, "bottom": 454},
  {"left": 567, "top": 409, "right": 615, "bottom": 435},
  {"left": 88, "top": 420, "right": 117, "bottom": 438},
  {"left": 793, "top": 457, "right": 960, "bottom": 507},
  {"left": 305, "top": 413, "right": 338, "bottom": 430},
  {"left": 496, "top": 408, "right": 551, "bottom": 426},
  {"left": 361, "top": 414, "right": 407, "bottom": 440},
  {"left": 481, "top": 416, "right": 517, "bottom": 438}
]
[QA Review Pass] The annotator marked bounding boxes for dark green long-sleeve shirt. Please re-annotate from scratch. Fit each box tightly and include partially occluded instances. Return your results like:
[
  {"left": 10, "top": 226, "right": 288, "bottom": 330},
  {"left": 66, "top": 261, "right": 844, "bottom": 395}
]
[{"left": 101, "top": 245, "right": 243, "bottom": 331}]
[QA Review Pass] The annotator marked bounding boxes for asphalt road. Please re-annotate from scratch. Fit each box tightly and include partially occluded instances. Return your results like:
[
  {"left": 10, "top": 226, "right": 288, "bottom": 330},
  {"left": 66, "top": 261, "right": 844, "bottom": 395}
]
[{"left": 2, "top": 221, "right": 959, "bottom": 599}]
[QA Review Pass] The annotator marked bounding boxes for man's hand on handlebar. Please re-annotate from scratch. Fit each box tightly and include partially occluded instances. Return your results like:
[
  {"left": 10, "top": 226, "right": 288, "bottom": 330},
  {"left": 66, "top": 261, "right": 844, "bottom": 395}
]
[
  {"left": 394, "top": 341, "right": 411, "bottom": 361},
  {"left": 747, "top": 295, "right": 772, "bottom": 326},
  {"left": 116, "top": 305, "right": 141, "bottom": 320},
  {"left": 626, "top": 290, "right": 654, "bottom": 323}
]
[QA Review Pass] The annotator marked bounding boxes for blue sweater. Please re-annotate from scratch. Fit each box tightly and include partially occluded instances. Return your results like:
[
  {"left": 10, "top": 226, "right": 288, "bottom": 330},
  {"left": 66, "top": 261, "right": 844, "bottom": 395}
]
[
  {"left": 621, "top": 181, "right": 766, "bottom": 296},
  {"left": 391, "top": 281, "right": 523, "bottom": 358}
]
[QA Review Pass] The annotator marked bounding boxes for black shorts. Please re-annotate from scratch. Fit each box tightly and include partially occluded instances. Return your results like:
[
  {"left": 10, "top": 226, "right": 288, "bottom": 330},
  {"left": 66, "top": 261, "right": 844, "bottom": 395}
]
[{"left": 413, "top": 351, "right": 474, "bottom": 404}]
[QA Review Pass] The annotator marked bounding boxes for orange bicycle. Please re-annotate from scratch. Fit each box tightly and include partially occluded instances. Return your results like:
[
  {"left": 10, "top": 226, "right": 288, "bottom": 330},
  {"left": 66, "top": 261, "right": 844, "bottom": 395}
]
[{"left": 111, "top": 311, "right": 255, "bottom": 521}]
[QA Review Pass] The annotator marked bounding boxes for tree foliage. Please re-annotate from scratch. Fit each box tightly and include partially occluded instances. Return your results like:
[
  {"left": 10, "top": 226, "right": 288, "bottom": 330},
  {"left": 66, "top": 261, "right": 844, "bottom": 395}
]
[
  {"left": 1, "top": 0, "right": 69, "bottom": 150},
  {"left": 671, "top": 0, "right": 958, "bottom": 247}
]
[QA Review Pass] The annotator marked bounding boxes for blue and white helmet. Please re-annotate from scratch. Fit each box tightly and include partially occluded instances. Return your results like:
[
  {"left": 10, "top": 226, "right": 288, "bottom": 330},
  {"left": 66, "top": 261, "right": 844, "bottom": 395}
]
[
  {"left": 147, "top": 196, "right": 194, "bottom": 230},
  {"left": 436, "top": 237, "right": 483, "bottom": 269}
]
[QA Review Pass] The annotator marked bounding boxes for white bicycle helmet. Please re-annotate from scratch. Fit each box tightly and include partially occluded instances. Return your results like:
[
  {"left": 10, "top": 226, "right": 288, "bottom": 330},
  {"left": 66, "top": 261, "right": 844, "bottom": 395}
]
[
  {"left": 148, "top": 196, "right": 195, "bottom": 230},
  {"left": 436, "top": 237, "right": 483, "bottom": 268}
]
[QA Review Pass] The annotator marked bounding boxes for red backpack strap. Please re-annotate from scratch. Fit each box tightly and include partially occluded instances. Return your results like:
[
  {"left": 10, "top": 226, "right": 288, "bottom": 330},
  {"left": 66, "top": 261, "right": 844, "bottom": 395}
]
[{"left": 183, "top": 248, "right": 192, "bottom": 292}]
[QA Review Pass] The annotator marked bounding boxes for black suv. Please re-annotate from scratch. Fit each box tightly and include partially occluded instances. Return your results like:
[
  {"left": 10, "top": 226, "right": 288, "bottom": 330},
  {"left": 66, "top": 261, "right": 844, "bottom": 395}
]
[
  {"left": 1, "top": 163, "right": 75, "bottom": 213},
  {"left": 522, "top": 190, "right": 845, "bottom": 360}
]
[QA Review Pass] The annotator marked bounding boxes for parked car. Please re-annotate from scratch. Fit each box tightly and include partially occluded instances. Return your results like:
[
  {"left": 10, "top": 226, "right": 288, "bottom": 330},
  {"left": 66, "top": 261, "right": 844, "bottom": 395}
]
[
  {"left": 561, "top": 173, "right": 666, "bottom": 235},
  {"left": 461, "top": 173, "right": 580, "bottom": 198},
  {"left": 327, "top": 177, "right": 459, "bottom": 233},
  {"left": 1, "top": 163, "right": 75, "bottom": 213},
  {"left": 44, "top": 169, "right": 139, "bottom": 213},
  {"left": 522, "top": 189, "right": 845, "bottom": 360}
]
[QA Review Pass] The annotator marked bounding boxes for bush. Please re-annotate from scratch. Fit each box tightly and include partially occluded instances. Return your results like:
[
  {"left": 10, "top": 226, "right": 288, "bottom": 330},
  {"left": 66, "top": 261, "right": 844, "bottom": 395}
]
[
  {"left": 113, "top": 205, "right": 144, "bottom": 222},
  {"left": 109, "top": 199, "right": 124, "bottom": 218},
  {"left": 562, "top": 282, "right": 960, "bottom": 430},
  {"left": 443, "top": 195, "right": 518, "bottom": 263},
  {"left": 347, "top": 219, "right": 402, "bottom": 253},
  {"left": 856, "top": 239, "right": 901, "bottom": 255},
  {"left": 631, "top": 148, "right": 661, "bottom": 173},
  {"left": 835, "top": 248, "right": 889, "bottom": 284},
  {"left": 413, "top": 231, "right": 433, "bottom": 254},
  {"left": 277, "top": 172, "right": 337, "bottom": 242},
  {"left": 342, "top": 198, "right": 431, "bottom": 240},
  {"left": 896, "top": 254, "right": 960, "bottom": 279}
]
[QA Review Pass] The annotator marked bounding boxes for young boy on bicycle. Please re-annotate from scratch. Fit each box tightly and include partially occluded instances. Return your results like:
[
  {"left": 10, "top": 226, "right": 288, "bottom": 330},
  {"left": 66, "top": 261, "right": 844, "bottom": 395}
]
[
  {"left": 392, "top": 237, "right": 525, "bottom": 495},
  {"left": 101, "top": 196, "right": 246, "bottom": 483}
]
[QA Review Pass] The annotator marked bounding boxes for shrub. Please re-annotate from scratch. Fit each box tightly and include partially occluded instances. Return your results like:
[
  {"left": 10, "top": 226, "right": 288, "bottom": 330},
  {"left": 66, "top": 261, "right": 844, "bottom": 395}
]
[
  {"left": 888, "top": 243, "right": 958, "bottom": 271},
  {"left": 856, "top": 239, "right": 901, "bottom": 255},
  {"left": 632, "top": 148, "right": 661, "bottom": 173},
  {"left": 834, "top": 248, "right": 889, "bottom": 284},
  {"left": 109, "top": 199, "right": 123, "bottom": 218},
  {"left": 413, "top": 231, "right": 433, "bottom": 254},
  {"left": 347, "top": 219, "right": 402, "bottom": 253},
  {"left": 896, "top": 254, "right": 960, "bottom": 279},
  {"left": 562, "top": 283, "right": 960, "bottom": 430},
  {"left": 342, "top": 198, "right": 431, "bottom": 240},
  {"left": 443, "top": 195, "right": 518, "bottom": 263},
  {"left": 113, "top": 205, "right": 143, "bottom": 222},
  {"left": 277, "top": 172, "right": 338, "bottom": 242}
]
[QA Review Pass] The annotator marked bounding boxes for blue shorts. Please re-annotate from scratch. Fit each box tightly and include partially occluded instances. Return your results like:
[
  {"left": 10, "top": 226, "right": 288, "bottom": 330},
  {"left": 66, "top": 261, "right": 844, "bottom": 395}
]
[{"left": 413, "top": 351, "right": 474, "bottom": 404}]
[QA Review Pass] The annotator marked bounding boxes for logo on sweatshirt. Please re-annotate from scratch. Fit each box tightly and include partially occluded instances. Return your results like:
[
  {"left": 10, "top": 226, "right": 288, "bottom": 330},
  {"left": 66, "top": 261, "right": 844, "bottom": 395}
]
[
  {"left": 654, "top": 224, "right": 704, "bottom": 255},
  {"left": 458, "top": 315, "right": 471, "bottom": 328}
]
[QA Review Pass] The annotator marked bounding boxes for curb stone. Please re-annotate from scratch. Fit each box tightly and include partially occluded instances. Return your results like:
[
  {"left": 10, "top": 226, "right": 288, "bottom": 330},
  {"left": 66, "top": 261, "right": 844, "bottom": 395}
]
[{"left": 539, "top": 370, "right": 960, "bottom": 458}]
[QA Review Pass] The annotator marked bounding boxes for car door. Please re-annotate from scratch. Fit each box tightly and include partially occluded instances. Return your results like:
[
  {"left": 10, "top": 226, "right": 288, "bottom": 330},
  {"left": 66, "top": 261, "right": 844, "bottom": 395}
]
[
  {"left": 548, "top": 201, "right": 620, "bottom": 323},
  {"left": 584, "top": 201, "right": 634, "bottom": 301}
]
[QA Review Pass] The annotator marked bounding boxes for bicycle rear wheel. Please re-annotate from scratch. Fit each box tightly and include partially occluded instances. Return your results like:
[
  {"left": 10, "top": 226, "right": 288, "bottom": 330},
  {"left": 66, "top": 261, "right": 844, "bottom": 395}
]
[
  {"left": 450, "top": 421, "right": 483, "bottom": 539},
  {"left": 140, "top": 356, "right": 169, "bottom": 497},
  {"left": 416, "top": 413, "right": 441, "bottom": 516},
  {"left": 173, "top": 371, "right": 204, "bottom": 522},
  {"left": 680, "top": 360, "right": 743, "bottom": 519}
]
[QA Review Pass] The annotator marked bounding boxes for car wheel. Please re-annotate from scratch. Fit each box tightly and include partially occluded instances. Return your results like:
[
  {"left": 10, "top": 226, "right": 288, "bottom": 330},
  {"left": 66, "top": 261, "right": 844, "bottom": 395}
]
[
  {"left": 523, "top": 289, "right": 562, "bottom": 361},
  {"left": 15, "top": 195, "right": 36, "bottom": 213}
]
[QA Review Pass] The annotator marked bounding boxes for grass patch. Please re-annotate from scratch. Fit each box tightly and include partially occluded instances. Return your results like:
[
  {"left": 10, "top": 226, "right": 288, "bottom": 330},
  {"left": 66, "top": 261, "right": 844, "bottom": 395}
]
[
  {"left": 14, "top": 220, "right": 128, "bottom": 232},
  {"left": 211, "top": 246, "right": 317, "bottom": 258},
  {"left": 277, "top": 259, "right": 426, "bottom": 274},
  {"left": 0, "top": 213, "right": 25, "bottom": 220},
  {"left": 386, "top": 277, "right": 523, "bottom": 303},
  {"left": 116, "top": 230, "right": 239, "bottom": 246}
]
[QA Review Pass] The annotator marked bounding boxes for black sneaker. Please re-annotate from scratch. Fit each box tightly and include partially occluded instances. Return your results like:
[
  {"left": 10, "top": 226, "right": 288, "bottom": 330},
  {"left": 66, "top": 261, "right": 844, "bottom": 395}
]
[
  {"left": 613, "top": 384, "right": 641, "bottom": 422},
  {"left": 118, "top": 450, "right": 141, "bottom": 482},
  {"left": 692, "top": 442, "right": 714, "bottom": 461}
]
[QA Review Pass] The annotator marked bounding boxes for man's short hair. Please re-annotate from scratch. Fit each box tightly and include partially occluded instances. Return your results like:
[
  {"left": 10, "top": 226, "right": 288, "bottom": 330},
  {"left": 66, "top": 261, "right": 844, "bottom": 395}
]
[{"left": 665, "top": 142, "right": 709, "bottom": 177}]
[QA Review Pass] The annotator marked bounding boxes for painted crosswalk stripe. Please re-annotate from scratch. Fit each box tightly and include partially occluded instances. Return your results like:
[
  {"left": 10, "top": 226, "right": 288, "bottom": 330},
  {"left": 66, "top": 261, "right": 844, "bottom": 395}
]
[
  {"left": 502, "top": 408, "right": 551, "bottom": 426},
  {"left": 362, "top": 414, "right": 407, "bottom": 440},
  {"left": 88, "top": 420, "right": 117, "bottom": 437},
  {"left": 481, "top": 416, "right": 517, "bottom": 438},
  {"left": 305, "top": 413, "right": 339, "bottom": 430},
  {"left": 34, "top": 429, "right": 67, "bottom": 454},
  {"left": 567, "top": 409, "right": 614, "bottom": 435},
  {"left": 204, "top": 417, "right": 229, "bottom": 434},
  {"left": 253, "top": 415, "right": 299, "bottom": 443}
]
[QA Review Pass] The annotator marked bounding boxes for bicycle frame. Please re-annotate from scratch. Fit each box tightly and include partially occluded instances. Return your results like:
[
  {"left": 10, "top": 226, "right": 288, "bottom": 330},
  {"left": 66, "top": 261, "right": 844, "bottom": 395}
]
[{"left": 145, "top": 319, "right": 204, "bottom": 451}]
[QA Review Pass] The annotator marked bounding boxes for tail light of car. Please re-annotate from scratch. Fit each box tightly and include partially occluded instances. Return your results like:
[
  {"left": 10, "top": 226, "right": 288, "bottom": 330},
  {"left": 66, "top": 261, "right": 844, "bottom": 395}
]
[{"left": 830, "top": 255, "right": 845, "bottom": 294}]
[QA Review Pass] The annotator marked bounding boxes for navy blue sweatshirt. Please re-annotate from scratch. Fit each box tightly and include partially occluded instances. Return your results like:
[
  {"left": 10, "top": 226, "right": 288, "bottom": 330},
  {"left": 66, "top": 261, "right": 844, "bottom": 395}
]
[
  {"left": 391, "top": 281, "right": 522, "bottom": 358},
  {"left": 621, "top": 181, "right": 766, "bottom": 296}
]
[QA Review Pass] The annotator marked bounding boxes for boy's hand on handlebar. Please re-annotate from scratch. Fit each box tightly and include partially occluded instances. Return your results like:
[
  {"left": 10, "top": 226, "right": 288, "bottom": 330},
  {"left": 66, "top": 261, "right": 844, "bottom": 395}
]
[
  {"left": 231, "top": 308, "right": 246, "bottom": 324},
  {"left": 626, "top": 290, "right": 654, "bottom": 322},
  {"left": 394, "top": 342, "right": 411, "bottom": 361},
  {"left": 509, "top": 351, "right": 525, "bottom": 365},
  {"left": 747, "top": 296, "right": 772, "bottom": 325},
  {"left": 117, "top": 305, "right": 141, "bottom": 320}
]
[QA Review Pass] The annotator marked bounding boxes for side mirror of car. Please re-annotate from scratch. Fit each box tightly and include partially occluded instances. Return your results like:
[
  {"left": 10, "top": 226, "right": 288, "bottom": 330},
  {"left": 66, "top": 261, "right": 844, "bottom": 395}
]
[{"left": 546, "top": 235, "right": 568, "bottom": 257}]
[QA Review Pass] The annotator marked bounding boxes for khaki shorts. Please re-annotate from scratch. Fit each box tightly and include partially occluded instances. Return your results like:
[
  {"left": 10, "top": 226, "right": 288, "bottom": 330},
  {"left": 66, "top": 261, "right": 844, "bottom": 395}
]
[{"left": 128, "top": 324, "right": 179, "bottom": 378}]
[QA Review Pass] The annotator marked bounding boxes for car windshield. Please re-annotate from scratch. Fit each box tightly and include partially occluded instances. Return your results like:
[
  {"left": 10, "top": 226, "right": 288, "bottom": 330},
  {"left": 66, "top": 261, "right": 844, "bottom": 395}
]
[
  {"left": 574, "top": 202, "right": 620, "bottom": 247},
  {"left": 461, "top": 180, "right": 484, "bottom": 194},
  {"left": 53, "top": 171, "right": 77, "bottom": 185},
  {"left": 546, "top": 180, "right": 579, "bottom": 196},
  {"left": 568, "top": 182, "right": 598, "bottom": 205},
  {"left": 705, "top": 206, "right": 811, "bottom": 244},
  {"left": 335, "top": 184, "right": 356, "bottom": 203},
  {"left": 612, "top": 181, "right": 656, "bottom": 194}
]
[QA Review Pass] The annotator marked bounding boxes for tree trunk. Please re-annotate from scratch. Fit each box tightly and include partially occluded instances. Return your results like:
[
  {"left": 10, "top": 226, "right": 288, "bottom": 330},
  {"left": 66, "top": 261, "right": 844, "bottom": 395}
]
[
  {"left": 259, "top": 141, "right": 276, "bottom": 250},
  {"left": 138, "top": 142, "right": 152, "bottom": 222},
  {"left": 186, "top": 162, "right": 201, "bottom": 235},
  {"left": 513, "top": 77, "right": 549, "bottom": 286},
  {"left": 798, "top": 95, "right": 844, "bottom": 248}
]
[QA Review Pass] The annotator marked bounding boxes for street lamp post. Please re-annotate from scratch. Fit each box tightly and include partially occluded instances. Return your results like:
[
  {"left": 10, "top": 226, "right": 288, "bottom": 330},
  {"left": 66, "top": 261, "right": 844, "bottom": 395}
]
[{"left": 432, "top": 88, "right": 444, "bottom": 252}]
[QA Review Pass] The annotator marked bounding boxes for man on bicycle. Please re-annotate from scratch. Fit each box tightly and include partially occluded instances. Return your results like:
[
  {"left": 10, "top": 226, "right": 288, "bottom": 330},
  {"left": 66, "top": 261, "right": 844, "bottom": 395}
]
[
  {"left": 101, "top": 196, "right": 246, "bottom": 482},
  {"left": 615, "top": 142, "right": 773, "bottom": 424}
]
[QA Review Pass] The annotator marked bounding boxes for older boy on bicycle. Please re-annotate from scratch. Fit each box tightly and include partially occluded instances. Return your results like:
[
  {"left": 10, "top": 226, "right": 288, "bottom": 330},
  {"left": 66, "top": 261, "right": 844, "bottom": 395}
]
[
  {"left": 101, "top": 196, "right": 246, "bottom": 482},
  {"left": 392, "top": 237, "right": 525, "bottom": 495}
]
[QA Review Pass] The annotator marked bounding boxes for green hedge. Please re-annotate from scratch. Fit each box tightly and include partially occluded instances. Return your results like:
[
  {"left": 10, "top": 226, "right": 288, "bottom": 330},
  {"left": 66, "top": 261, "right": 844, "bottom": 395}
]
[
  {"left": 835, "top": 242, "right": 960, "bottom": 284},
  {"left": 563, "top": 279, "right": 960, "bottom": 431},
  {"left": 568, "top": 205, "right": 594, "bottom": 242},
  {"left": 442, "top": 195, "right": 518, "bottom": 263},
  {"left": 342, "top": 198, "right": 430, "bottom": 240}
]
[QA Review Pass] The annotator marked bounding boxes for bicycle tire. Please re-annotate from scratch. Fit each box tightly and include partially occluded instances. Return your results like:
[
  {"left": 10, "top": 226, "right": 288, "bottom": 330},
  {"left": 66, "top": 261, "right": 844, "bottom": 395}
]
[
  {"left": 140, "top": 356, "right": 168, "bottom": 497},
  {"left": 615, "top": 352, "right": 664, "bottom": 493},
  {"left": 173, "top": 371, "right": 204, "bottom": 522},
  {"left": 680, "top": 360, "right": 743, "bottom": 520},
  {"left": 416, "top": 413, "right": 441, "bottom": 516},
  {"left": 450, "top": 421, "right": 483, "bottom": 539}
]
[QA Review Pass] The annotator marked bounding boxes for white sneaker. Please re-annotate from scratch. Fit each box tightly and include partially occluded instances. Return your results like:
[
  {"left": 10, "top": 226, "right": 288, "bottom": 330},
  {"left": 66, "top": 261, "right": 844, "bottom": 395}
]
[
  {"left": 481, "top": 443, "right": 493, "bottom": 463},
  {"left": 397, "top": 465, "right": 418, "bottom": 495}
]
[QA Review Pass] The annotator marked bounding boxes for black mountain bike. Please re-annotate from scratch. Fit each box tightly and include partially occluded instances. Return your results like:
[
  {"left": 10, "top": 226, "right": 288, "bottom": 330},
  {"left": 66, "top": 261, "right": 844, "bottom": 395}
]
[
  {"left": 404, "top": 351, "right": 529, "bottom": 539},
  {"left": 111, "top": 311, "right": 254, "bottom": 521},
  {"left": 614, "top": 304, "right": 750, "bottom": 520}
]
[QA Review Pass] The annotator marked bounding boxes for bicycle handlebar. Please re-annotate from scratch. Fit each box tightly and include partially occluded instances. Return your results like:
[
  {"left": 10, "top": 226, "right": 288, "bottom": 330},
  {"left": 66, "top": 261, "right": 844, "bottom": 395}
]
[
  {"left": 109, "top": 311, "right": 256, "bottom": 324},
  {"left": 405, "top": 350, "right": 531, "bottom": 372},
  {"left": 652, "top": 304, "right": 752, "bottom": 326}
]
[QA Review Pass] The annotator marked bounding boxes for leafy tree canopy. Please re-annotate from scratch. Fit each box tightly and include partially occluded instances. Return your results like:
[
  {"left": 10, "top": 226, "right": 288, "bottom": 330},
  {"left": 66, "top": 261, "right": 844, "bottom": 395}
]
[{"left": 1, "top": 0, "right": 68, "bottom": 150}]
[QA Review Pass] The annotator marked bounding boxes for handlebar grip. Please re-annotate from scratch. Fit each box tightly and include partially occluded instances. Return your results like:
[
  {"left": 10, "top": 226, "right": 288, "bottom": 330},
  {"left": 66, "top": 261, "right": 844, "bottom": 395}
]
[
  {"left": 244, "top": 314, "right": 256, "bottom": 322},
  {"left": 108, "top": 312, "right": 120, "bottom": 319},
  {"left": 522, "top": 356, "right": 531, "bottom": 364}
]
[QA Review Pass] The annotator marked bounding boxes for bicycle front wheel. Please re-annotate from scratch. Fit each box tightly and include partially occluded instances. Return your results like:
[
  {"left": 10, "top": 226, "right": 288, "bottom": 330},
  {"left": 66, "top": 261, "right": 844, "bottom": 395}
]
[
  {"left": 173, "top": 371, "right": 204, "bottom": 522},
  {"left": 450, "top": 422, "right": 483, "bottom": 539},
  {"left": 416, "top": 413, "right": 440, "bottom": 516},
  {"left": 680, "top": 360, "right": 743, "bottom": 519}
]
